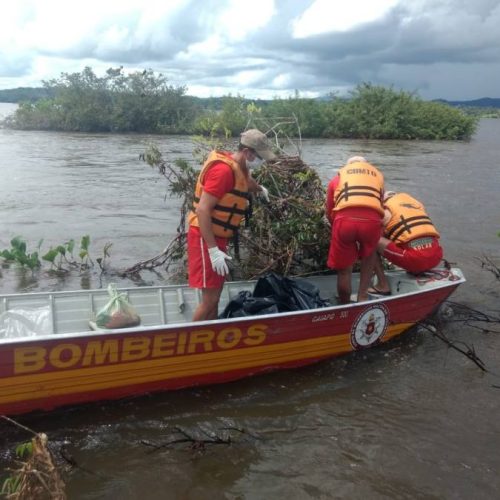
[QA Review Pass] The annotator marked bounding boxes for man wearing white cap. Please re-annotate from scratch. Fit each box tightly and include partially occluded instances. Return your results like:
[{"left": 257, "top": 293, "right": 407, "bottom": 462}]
[{"left": 187, "top": 129, "right": 276, "bottom": 321}]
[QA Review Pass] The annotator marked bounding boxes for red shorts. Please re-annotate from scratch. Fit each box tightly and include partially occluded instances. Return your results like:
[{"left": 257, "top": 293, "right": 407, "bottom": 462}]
[
  {"left": 327, "top": 209, "right": 382, "bottom": 270},
  {"left": 383, "top": 237, "right": 443, "bottom": 274},
  {"left": 187, "top": 226, "right": 228, "bottom": 289}
]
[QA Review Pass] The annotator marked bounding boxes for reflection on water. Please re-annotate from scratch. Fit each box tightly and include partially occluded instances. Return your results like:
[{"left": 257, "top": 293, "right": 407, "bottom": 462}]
[{"left": 1, "top": 112, "right": 500, "bottom": 499}]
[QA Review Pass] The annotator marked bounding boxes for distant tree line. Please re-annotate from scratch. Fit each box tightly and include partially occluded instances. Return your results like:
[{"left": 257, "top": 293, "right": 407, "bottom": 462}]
[
  {"left": 0, "top": 87, "right": 55, "bottom": 103},
  {"left": 1, "top": 67, "right": 478, "bottom": 140},
  {"left": 457, "top": 106, "right": 500, "bottom": 119}
]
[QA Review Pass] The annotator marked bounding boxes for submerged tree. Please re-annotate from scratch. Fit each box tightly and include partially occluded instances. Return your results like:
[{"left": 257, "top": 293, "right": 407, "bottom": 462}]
[
  {"left": 4, "top": 67, "right": 198, "bottom": 133},
  {"left": 321, "top": 83, "right": 478, "bottom": 140},
  {"left": 2, "top": 67, "right": 478, "bottom": 141}
]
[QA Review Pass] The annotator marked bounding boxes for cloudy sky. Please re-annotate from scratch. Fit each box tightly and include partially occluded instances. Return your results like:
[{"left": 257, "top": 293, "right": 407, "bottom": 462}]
[{"left": 1, "top": 0, "right": 499, "bottom": 100}]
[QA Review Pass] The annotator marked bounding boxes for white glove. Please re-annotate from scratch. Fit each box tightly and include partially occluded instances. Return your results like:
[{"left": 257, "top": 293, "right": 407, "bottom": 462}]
[
  {"left": 259, "top": 185, "right": 270, "bottom": 202},
  {"left": 208, "top": 247, "right": 232, "bottom": 276}
]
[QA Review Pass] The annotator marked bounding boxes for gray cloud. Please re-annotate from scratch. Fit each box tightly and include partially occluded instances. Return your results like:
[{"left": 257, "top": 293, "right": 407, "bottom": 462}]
[
  {"left": 1, "top": 0, "right": 500, "bottom": 100},
  {"left": 0, "top": 52, "right": 33, "bottom": 78}
]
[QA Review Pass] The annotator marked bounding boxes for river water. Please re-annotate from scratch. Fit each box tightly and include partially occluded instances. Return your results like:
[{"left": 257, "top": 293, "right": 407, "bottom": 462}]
[{"left": 1, "top": 102, "right": 500, "bottom": 499}]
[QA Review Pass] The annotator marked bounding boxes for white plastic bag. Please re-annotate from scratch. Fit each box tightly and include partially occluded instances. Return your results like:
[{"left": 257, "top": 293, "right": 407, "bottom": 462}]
[
  {"left": 93, "top": 284, "right": 141, "bottom": 329},
  {"left": 0, "top": 307, "right": 52, "bottom": 338}
]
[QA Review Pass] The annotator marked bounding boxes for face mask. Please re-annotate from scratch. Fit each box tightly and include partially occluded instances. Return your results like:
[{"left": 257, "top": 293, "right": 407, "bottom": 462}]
[{"left": 247, "top": 156, "right": 264, "bottom": 169}]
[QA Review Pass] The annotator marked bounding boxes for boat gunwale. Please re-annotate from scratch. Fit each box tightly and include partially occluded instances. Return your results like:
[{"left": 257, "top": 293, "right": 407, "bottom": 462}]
[{"left": 0, "top": 269, "right": 465, "bottom": 346}]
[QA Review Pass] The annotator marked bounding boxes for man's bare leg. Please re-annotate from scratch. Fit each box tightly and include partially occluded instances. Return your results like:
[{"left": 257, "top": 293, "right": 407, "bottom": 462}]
[
  {"left": 337, "top": 267, "right": 352, "bottom": 304},
  {"left": 372, "top": 253, "right": 391, "bottom": 292},
  {"left": 192, "top": 287, "right": 223, "bottom": 321},
  {"left": 357, "top": 251, "right": 378, "bottom": 302}
]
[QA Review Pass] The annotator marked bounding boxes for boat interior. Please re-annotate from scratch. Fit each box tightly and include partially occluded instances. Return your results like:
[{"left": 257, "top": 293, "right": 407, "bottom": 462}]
[{"left": 0, "top": 269, "right": 458, "bottom": 339}]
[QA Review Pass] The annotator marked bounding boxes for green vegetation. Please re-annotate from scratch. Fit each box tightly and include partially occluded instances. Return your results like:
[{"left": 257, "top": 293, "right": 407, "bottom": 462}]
[
  {"left": 0, "top": 86, "right": 55, "bottom": 103},
  {"left": 321, "top": 84, "right": 478, "bottom": 140},
  {"left": 1, "top": 441, "right": 32, "bottom": 495},
  {"left": 0, "top": 237, "right": 42, "bottom": 271},
  {"left": 132, "top": 139, "right": 330, "bottom": 280},
  {"left": 1, "top": 235, "right": 111, "bottom": 273},
  {"left": 2, "top": 67, "right": 478, "bottom": 140},
  {"left": 0, "top": 420, "right": 65, "bottom": 499},
  {"left": 459, "top": 106, "right": 500, "bottom": 119},
  {"left": 435, "top": 97, "right": 500, "bottom": 118},
  {"left": 187, "top": 84, "right": 478, "bottom": 140},
  {"left": 2, "top": 67, "right": 199, "bottom": 133}
]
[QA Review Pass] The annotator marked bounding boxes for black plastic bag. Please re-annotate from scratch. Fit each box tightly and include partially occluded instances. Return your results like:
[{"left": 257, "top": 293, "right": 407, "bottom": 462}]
[
  {"left": 219, "top": 272, "right": 331, "bottom": 318},
  {"left": 219, "top": 291, "right": 279, "bottom": 318},
  {"left": 254, "top": 272, "right": 331, "bottom": 311}
]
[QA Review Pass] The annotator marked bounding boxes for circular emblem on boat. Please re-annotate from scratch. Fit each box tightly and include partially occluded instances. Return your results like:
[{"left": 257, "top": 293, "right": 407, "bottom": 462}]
[{"left": 351, "top": 304, "right": 389, "bottom": 349}]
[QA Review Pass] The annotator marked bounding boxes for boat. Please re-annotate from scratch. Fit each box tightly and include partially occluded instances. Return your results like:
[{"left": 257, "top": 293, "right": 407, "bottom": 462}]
[{"left": 0, "top": 267, "right": 465, "bottom": 416}]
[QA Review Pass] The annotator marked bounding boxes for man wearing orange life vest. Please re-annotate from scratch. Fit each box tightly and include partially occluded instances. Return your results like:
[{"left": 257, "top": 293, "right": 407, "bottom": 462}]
[
  {"left": 326, "top": 156, "right": 385, "bottom": 304},
  {"left": 188, "top": 129, "right": 276, "bottom": 321},
  {"left": 369, "top": 191, "right": 444, "bottom": 295}
]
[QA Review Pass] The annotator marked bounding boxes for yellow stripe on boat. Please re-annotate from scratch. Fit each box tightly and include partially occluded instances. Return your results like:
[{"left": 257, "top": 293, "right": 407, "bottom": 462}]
[{"left": 0, "top": 323, "right": 414, "bottom": 405}]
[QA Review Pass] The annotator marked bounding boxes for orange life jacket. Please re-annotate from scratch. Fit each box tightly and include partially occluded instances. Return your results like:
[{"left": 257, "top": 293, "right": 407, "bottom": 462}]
[
  {"left": 333, "top": 161, "right": 384, "bottom": 216},
  {"left": 384, "top": 193, "right": 440, "bottom": 244},
  {"left": 188, "top": 151, "right": 250, "bottom": 238}
]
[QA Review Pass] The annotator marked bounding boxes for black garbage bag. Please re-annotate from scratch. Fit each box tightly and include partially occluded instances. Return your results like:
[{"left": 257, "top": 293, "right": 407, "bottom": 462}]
[
  {"left": 219, "top": 272, "right": 331, "bottom": 318},
  {"left": 254, "top": 272, "right": 331, "bottom": 311},
  {"left": 219, "top": 291, "right": 280, "bottom": 318}
]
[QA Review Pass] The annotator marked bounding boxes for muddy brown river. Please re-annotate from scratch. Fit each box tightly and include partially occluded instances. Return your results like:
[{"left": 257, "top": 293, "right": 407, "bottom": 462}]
[{"left": 1, "top": 103, "right": 499, "bottom": 499}]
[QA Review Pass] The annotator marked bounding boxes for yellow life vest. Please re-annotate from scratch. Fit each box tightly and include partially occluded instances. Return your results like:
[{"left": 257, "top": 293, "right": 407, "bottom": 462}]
[
  {"left": 384, "top": 193, "right": 440, "bottom": 244},
  {"left": 333, "top": 161, "right": 384, "bottom": 216},
  {"left": 188, "top": 151, "right": 250, "bottom": 238}
]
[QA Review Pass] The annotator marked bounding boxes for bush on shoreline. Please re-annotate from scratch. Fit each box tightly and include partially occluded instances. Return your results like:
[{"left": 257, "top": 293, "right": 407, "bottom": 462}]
[{"left": 2, "top": 67, "right": 478, "bottom": 140}]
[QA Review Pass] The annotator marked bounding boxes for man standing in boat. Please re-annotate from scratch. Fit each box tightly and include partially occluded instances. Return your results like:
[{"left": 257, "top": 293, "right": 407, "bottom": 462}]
[
  {"left": 188, "top": 129, "right": 276, "bottom": 321},
  {"left": 326, "top": 156, "right": 385, "bottom": 304},
  {"left": 368, "top": 191, "right": 444, "bottom": 295}
]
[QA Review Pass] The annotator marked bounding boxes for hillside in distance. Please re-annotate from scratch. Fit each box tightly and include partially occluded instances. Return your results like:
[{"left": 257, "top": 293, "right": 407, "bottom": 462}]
[
  {"left": 1, "top": 86, "right": 500, "bottom": 109},
  {"left": 434, "top": 97, "right": 500, "bottom": 108},
  {"left": 0, "top": 87, "right": 55, "bottom": 103}
]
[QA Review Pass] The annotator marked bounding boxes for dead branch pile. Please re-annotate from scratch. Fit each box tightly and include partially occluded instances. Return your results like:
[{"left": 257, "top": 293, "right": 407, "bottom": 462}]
[
  {"left": 125, "top": 145, "right": 331, "bottom": 281},
  {"left": 236, "top": 155, "right": 330, "bottom": 279}
]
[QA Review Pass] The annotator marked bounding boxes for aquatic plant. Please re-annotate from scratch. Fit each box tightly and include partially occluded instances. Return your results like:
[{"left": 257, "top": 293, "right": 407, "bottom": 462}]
[
  {"left": 1, "top": 235, "right": 110, "bottom": 274},
  {"left": 0, "top": 237, "right": 41, "bottom": 271}
]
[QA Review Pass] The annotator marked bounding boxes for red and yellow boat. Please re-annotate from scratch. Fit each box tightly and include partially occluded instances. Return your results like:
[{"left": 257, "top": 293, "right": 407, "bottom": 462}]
[{"left": 0, "top": 267, "right": 464, "bottom": 416}]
